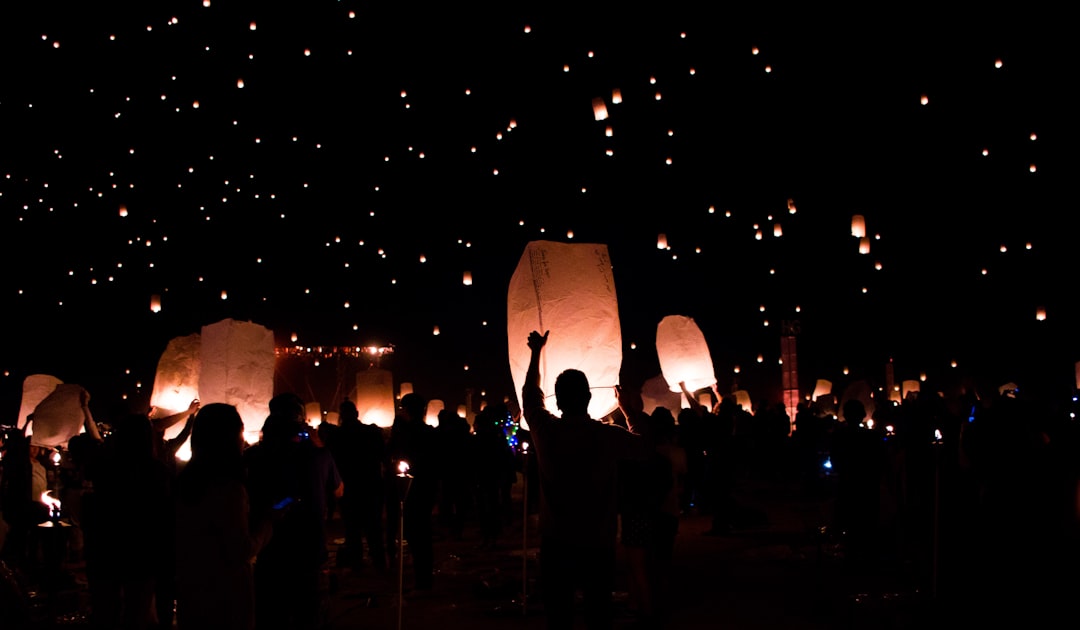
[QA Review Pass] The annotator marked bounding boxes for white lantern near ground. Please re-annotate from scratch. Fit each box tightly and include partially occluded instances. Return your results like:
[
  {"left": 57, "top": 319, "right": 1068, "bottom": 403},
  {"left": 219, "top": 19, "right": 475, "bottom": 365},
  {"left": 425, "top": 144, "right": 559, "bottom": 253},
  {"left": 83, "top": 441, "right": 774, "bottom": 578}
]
[
  {"left": 198, "top": 318, "right": 276, "bottom": 443},
  {"left": 655, "top": 315, "right": 716, "bottom": 393},
  {"left": 19, "top": 374, "right": 63, "bottom": 433},
  {"left": 305, "top": 402, "right": 322, "bottom": 427},
  {"left": 812, "top": 379, "right": 832, "bottom": 401},
  {"left": 507, "top": 240, "right": 622, "bottom": 428},
  {"left": 27, "top": 384, "right": 88, "bottom": 448},
  {"left": 426, "top": 399, "right": 444, "bottom": 426},
  {"left": 356, "top": 368, "right": 395, "bottom": 428}
]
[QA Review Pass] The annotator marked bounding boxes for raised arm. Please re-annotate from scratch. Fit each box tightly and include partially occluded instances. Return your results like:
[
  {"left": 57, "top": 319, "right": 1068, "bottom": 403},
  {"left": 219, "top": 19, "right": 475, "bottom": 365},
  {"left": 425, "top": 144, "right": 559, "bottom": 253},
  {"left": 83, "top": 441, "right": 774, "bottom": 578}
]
[
  {"left": 151, "top": 398, "right": 200, "bottom": 434},
  {"left": 80, "top": 388, "right": 104, "bottom": 443}
]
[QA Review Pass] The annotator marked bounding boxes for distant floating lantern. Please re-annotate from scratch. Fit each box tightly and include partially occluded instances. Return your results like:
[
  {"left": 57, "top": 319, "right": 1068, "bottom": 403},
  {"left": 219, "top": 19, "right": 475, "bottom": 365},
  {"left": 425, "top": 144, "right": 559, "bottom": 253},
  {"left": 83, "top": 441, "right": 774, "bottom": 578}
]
[
  {"left": 773, "top": 223, "right": 782, "bottom": 237},
  {"left": 859, "top": 237, "right": 871, "bottom": 254},
  {"left": 812, "top": 379, "right": 832, "bottom": 401},
  {"left": 463, "top": 271, "right": 473, "bottom": 285},
  {"left": 851, "top": 215, "right": 866, "bottom": 238},
  {"left": 787, "top": 198, "right": 797, "bottom": 213},
  {"left": 611, "top": 89, "right": 622, "bottom": 104},
  {"left": 1036, "top": 307, "right": 1047, "bottom": 321},
  {"left": 592, "top": 97, "right": 609, "bottom": 121},
  {"left": 249, "top": 21, "right": 256, "bottom": 30},
  {"left": 433, "top": 325, "right": 440, "bottom": 335},
  {"left": 150, "top": 294, "right": 161, "bottom": 313},
  {"left": 657, "top": 233, "right": 668, "bottom": 249},
  {"left": 755, "top": 230, "right": 762, "bottom": 240},
  {"left": 220, "top": 290, "right": 228, "bottom": 300},
  {"left": 902, "top": 380, "right": 920, "bottom": 399},
  {"left": 920, "top": 94, "right": 929, "bottom": 105},
  {"left": 236, "top": 78, "right": 244, "bottom": 88},
  {"left": 119, "top": 205, "right": 128, "bottom": 217},
  {"left": 605, "top": 126, "right": 613, "bottom": 137},
  {"left": 425, "top": 399, "right": 444, "bottom": 426}
]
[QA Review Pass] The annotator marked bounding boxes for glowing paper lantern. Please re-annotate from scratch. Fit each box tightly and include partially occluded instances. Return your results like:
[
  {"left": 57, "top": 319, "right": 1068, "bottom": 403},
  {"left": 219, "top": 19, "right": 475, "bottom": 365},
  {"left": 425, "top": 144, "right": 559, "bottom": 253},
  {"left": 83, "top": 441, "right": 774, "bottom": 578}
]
[
  {"left": 150, "top": 294, "right": 162, "bottom": 313},
  {"left": 198, "top": 318, "right": 275, "bottom": 442},
  {"left": 305, "top": 402, "right": 322, "bottom": 426},
  {"left": 812, "top": 379, "right": 833, "bottom": 401},
  {"left": 859, "top": 237, "right": 871, "bottom": 254},
  {"left": 851, "top": 215, "right": 866, "bottom": 238},
  {"left": 655, "top": 315, "right": 716, "bottom": 393},
  {"left": 28, "top": 384, "right": 88, "bottom": 447},
  {"left": 733, "top": 390, "right": 752, "bottom": 413},
  {"left": 148, "top": 333, "right": 202, "bottom": 443},
  {"left": 356, "top": 368, "right": 395, "bottom": 428},
  {"left": 463, "top": 271, "right": 473, "bottom": 286},
  {"left": 399, "top": 382, "right": 413, "bottom": 398},
  {"left": 507, "top": 240, "right": 622, "bottom": 428},
  {"left": 19, "top": 374, "right": 64, "bottom": 432},
  {"left": 902, "top": 380, "right": 920, "bottom": 399},
  {"left": 592, "top": 97, "right": 609, "bottom": 121},
  {"left": 1036, "top": 307, "right": 1046, "bottom": 321},
  {"left": 426, "top": 399, "right": 444, "bottom": 426},
  {"left": 611, "top": 89, "right": 622, "bottom": 104},
  {"left": 657, "top": 234, "right": 668, "bottom": 249},
  {"left": 640, "top": 373, "right": 681, "bottom": 416},
  {"left": 324, "top": 411, "right": 340, "bottom": 426}
]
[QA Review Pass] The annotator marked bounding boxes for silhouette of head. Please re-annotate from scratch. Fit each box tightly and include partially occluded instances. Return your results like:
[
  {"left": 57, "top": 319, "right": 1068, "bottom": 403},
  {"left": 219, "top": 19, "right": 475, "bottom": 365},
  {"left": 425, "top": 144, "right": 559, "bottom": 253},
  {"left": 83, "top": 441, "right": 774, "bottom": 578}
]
[
  {"left": 843, "top": 399, "right": 866, "bottom": 424},
  {"left": 269, "top": 393, "right": 305, "bottom": 421},
  {"left": 339, "top": 399, "right": 359, "bottom": 423},
  {"left": 554, "top": 369, "right": 591, "bottom": 415},
  {"left": 191, "top": 403, "right": 244, "bottom": 464},
  {"left": 400, "top": 393, "right": 428, "bottom": 423}
]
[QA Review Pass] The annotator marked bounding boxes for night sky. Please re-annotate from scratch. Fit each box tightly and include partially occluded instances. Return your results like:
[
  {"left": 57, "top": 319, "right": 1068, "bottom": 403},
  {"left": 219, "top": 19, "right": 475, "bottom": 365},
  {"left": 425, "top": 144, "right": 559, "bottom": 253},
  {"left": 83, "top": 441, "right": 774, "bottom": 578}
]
[{"left": 2, "top": 4, "right": 1074, "bottom": 422}]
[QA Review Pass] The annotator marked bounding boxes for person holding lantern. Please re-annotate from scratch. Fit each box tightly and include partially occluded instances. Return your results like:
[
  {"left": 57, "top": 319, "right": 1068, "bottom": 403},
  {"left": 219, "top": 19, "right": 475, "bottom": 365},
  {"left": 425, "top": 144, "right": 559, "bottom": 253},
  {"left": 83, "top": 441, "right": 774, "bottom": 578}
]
[{"left": 522, "top": 330, "right": 651, "bottom": 630}]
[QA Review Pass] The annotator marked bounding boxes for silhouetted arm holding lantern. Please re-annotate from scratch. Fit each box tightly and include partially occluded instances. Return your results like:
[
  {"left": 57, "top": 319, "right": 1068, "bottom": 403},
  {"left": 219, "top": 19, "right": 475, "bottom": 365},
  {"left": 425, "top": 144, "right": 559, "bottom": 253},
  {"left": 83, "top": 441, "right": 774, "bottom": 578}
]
[
  {"left": 151, "top": 398, "right": 200, "bottom": 434},
  {"left": 679, "top": 381, "right": 708, "bottom": 418},
  {"left": 615, "top": 384, "right": 649, "bottom": 436},
  {"left": 524, "top": 330, "right": 550, "bottom": 409},
  {"left": 164, "top": 404, "right": 198, "bottom": 458}
]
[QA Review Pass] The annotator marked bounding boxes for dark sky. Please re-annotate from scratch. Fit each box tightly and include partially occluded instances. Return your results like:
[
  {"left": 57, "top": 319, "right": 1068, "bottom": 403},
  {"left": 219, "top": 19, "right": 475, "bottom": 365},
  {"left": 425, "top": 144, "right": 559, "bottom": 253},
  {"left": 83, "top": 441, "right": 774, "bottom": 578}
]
[{"left": 1, "top": 4, "right": 1074, "bottom": 421}]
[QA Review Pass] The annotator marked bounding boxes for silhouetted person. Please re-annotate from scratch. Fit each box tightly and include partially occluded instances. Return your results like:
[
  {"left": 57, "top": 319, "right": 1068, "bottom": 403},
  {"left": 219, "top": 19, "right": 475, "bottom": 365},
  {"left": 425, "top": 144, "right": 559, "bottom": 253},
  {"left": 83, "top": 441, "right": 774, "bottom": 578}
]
[
  {"left": 472, "top": 403, "right": 517, "bottom": 549},
  {"left": 330, "top": 399, "right": 388, "bottom": 573},
  {"left": 522, "top": 330, "right": 650, "bottom": 630},
  {"left": 386, "top": 393, "right": 439, "bottom": 590},
  {"left": 83, "top": 411, "right": 171, "bottom": 630},
  {"left": 244, "top": 393, "right": 328, "bottom": 630},
  {"left": 174, "top": 404, "right": 273, "bottom": 630},
  {"left": 436, "top": 409, "right": 473, "bottom": 541}
]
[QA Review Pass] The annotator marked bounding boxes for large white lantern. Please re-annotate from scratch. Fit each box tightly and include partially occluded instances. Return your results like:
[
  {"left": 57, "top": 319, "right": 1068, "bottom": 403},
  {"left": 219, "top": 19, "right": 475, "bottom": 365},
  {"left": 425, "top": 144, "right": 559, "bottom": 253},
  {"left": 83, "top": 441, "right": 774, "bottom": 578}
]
[
  {"left": 19, "top": 374, "right": 63, "bottom": 432},
  {"left": 812, "top": 379, "right": 833, "bottom": 401},
  {"left": 655, "top": 315, "right": 716, "bottom": 393},
  {"left": 851, "top": 215, "right": 866, "bottom": 238},
  {"left": 198, "top": 319, "right": 275, "bottom": 443},
  {"left": 356, "top": 368, "right": 395, "bottom": 428},
  {"left": 149, "top": 333, "right": 202, "bottom": 444},
  {"left": 27, "top": 383, "right": 88, "bottom": 447},
  {"left": 426, "top": 399, "right": 444, "bottom": 426},
  {"left": 507, "top": 240, "right": 622, "bottom": 428}
]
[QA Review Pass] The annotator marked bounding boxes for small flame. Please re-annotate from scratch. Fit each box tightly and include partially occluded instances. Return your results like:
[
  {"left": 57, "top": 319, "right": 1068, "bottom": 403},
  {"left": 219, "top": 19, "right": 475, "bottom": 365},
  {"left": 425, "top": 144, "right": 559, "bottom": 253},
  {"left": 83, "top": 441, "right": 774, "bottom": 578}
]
[
  {"left": 521, "top": 441, "right": 529, "bottom": 453},
  {"left": 40, "top": 491, "right": 62, "bottom": 515},
  {"left": 397, "top": 460, "right": 411, "bottom": 476}
]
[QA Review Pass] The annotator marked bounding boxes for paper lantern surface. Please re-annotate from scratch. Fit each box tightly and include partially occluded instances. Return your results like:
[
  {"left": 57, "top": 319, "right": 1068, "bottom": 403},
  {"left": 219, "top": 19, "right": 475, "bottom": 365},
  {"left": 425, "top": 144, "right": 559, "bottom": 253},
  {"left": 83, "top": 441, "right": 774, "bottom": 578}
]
[
  {"left": 356, "top": 368, "right": 395, "bottom": 428},
  {"left": 655, "top": 315, "right": 716, "bottom": 393},
  {"left": 507, "top": 240, "right": 622, "bottom": 427},
  {"left": 640, "top": 373, "right": 681, "bottom": 416},
  {"left": 29, "top": 383, "right": 88, "bottom": 447},
  {"left": 198, "top": 319, "right": 275, "bottom": 441},
  {"left": 149, "top": 333, "right": 202, "bottom": 442},
  {"left": 19, "top": 374, "right": 63, "bottom": 430},
  {"left": 426, "top": 399, "right": 444, "bottom": 427},
  {"left": 812, "top": 379, "right": 833, "bottom": 401}
]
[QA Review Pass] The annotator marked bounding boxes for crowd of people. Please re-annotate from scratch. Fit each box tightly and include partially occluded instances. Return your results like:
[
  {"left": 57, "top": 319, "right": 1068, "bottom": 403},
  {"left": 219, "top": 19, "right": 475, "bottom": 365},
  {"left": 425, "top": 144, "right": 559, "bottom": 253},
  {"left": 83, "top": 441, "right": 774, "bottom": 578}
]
[{"left": 1, "top": 335, "right": 1079, "bottom": 629}]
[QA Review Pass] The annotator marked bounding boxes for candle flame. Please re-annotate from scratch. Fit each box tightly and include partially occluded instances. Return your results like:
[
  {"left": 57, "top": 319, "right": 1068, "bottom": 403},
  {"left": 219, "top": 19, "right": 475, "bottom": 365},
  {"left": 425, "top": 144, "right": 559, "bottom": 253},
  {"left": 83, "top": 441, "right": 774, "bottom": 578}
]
[{"left": 397, "top": 460, "right": 410, "bottom": 476}]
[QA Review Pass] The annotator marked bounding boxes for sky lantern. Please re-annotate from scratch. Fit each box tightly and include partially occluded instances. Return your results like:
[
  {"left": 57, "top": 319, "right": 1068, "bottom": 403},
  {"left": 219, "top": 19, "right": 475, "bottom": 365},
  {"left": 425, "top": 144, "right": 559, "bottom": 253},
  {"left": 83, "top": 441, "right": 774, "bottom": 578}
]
[
  {"left": 1036, "top": 307, "right": 1047, "bottom": 321},
  {"left": 859, "top": 237, "right": 871, "bottom": 254},
  {"left": 463, "top": 270, "right": 473, "bottom": 285},
  {"left": 119, "top": 204, "right": 128, "bottom": 217},
  {"left": 425, "top": 399, "right": 444, "bottom": 426},
  {"left": 150, "top": 294, "right": 162, "bottom": 313},
  {"left": 592, "top": 97, "right": 609, "bottom": 121},
  {"left": 399, "top": 382, "right": 413, "bottom": 398},
  {"left": 733, "top": 390, "right": 752, "bottom": 413},
  {"left": 902, "top": 380, "right": 920, "bottom": 399},
  {"left": 655, "top": 315, "right": 716, "bottom": 393},
  {"left": 812, "top": 379, "right": 832, "bottom": 401},
  {"left": 26, "top": 383, "right": 88, "bottom": 448},
  {"left": 148, "top": 332, "right": 201, "bottom": 444},
  {"left": 198, "top": 318, "right": 275, "bottom": 443},
  {"left": 851, "top": 214, "right": 866, "bottom": 238},
  {"left": 18, "top": 374, "right": 63, "bottom": 432},
  {"left": 657, "top": 234, "right": 668, "bottom": 249},
  {"left": 640, "top": 373, "right": 681, "bottom": 416},
  {"left": 507, "top": 240, "right": 622, "bottom": 427},
  {"left": 773, "top": 223, "right": 782, "bottom": 237},
  {"left": 305, "top": 402, "right": 322, "bottom": 426},
  {"left": 611, "top": 89, "right": 622, "bottom": 104},
  {"left": 356, "top": 367, "right": 395, "bottom": 428}
]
